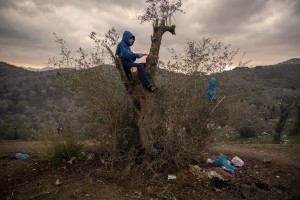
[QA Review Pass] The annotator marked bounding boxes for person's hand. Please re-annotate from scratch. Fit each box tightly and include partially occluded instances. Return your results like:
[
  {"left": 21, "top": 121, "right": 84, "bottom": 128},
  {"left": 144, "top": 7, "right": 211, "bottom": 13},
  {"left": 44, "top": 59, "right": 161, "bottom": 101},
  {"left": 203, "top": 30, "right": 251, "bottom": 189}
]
[{"left": 138, "top": 53, "right": 147, "bottom": 58}]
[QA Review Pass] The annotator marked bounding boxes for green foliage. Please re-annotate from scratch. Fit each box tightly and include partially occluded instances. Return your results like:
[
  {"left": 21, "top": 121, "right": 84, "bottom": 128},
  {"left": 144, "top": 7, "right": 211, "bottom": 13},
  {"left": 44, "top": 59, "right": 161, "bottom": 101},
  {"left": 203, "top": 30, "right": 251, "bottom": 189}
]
[
  {"left": 47, "top": 134, "right": 83, "bottom": 161},
  {"left": 287, "top": 134, "right": 300, "bottom": 144},
  {"left": 0, "top": 126, "right": 22, "bottom": 140},
  {"left": 156, "top": 191, "right": 170, "bottom": 200},
  {"left": 0, "top": 61, "right": 85, "bottom": 139},
  {"left": 138, "top": 0, "right": 184, "bottom": 24}
]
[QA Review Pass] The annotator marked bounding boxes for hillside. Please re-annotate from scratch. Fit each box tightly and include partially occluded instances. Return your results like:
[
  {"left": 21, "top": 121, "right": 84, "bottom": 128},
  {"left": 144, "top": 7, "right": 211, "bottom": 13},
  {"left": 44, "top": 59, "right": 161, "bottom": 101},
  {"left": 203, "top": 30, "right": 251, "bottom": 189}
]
[
  {"left": 277, "top": 58, "right": 300, "bottom": 65},
  {"left": 1, "top": 61, "right": 299, "bottom": 140},
  {"left": 1, "top": 60, "right": 300, "bottom": 199},
  {"left": 0, "top": 62, "right": 78, "bottom": 140},
  {"left": 214, "top": 63, "right": 300, "bottom": 137}
]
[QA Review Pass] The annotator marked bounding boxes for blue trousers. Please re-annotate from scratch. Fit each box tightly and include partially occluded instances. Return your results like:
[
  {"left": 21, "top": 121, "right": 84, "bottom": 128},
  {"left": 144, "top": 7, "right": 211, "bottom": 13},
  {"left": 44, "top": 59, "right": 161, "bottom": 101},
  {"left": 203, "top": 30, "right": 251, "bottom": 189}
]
[{"left": 122, "top": 62, "right": 150, "bottom": 87}]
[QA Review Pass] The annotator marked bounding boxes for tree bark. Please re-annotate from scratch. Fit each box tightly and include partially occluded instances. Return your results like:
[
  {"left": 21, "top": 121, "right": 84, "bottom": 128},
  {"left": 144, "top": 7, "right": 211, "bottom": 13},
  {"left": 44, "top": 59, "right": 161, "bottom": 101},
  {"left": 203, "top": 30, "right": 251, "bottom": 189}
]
[
  {"left": 291, "top": 101, "right": 300, "bottom": 135},
  {"left": 146, "top": 19, "right": 176, "bottom": 81},
  {"left": 139, "top": 20, "right": 176, "bottom": 150}
]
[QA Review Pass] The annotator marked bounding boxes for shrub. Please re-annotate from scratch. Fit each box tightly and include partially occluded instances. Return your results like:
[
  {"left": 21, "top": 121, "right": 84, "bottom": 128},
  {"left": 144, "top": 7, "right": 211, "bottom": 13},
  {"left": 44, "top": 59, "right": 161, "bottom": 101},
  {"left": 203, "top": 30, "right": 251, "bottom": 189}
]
[
  {"left": 239, "top": 127, "right": 256, "bottom": 138},
  {"left": 43, "top": 121, "right": 83, "bottom": 160},
  {"left": 47, "top": 134, "right": 83, "bottom": 161},
  {"left": 143, "top": 71, "right": 214, "bottom": 171}
]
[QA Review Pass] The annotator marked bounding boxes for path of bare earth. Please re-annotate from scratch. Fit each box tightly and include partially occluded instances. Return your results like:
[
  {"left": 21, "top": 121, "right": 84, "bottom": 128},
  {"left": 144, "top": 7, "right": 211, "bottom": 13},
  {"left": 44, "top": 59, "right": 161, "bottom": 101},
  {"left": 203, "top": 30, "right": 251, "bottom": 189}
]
[{"left": 1, "top": 141, "right": 300, "bottom": 200}]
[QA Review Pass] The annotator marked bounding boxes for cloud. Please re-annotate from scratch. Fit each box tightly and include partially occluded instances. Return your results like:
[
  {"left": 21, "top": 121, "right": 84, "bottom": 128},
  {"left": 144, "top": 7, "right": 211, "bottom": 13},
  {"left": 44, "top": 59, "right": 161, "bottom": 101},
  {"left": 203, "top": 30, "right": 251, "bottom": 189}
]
[{"left": 0, "top": 0, "right": 299, "bottom": 68}]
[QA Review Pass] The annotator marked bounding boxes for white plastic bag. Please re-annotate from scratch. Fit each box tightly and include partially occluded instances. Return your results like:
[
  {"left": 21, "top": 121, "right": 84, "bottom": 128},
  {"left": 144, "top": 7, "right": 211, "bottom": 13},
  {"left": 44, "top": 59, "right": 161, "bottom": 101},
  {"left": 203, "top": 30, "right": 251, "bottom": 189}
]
[{"left": 231, "top": 156, "right": 244, "bottom": 167}]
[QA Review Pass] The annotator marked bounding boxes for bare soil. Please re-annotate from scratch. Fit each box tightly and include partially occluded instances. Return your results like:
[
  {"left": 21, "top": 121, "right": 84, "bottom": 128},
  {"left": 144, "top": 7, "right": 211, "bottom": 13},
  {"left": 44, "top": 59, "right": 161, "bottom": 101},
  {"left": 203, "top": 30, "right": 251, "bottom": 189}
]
[{"left": 0, "top": 141, "right": 300, "bottom": 200}]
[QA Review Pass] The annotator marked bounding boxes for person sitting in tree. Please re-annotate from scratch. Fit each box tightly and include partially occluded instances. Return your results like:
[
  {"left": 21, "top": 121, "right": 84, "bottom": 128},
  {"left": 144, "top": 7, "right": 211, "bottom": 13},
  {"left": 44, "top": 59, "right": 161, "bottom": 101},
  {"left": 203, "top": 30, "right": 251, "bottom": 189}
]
[{"left": 115, "top": 31, "right": 158, "bottom": 92}]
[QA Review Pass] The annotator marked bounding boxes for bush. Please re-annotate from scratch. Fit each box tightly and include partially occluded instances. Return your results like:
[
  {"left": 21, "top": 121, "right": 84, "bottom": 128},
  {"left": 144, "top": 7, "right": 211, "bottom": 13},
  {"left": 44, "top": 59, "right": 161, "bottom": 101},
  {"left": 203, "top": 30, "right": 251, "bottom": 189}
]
[
  {"left": 47, "top": 134, "right": 83, "bottom": 161},
  {"left": 239, "top": 127, "right": 256, "bottom": 138},
  {"left": 142, "top": 71, "right": 214, "bottom": 171}
]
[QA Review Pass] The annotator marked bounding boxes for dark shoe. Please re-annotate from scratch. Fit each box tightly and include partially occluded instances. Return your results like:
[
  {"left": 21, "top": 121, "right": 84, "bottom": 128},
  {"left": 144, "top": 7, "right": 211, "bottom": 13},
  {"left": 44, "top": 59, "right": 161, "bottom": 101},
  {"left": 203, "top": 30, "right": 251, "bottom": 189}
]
[{"left": 147, "top": 85, "right": 158, "bottom": 92}]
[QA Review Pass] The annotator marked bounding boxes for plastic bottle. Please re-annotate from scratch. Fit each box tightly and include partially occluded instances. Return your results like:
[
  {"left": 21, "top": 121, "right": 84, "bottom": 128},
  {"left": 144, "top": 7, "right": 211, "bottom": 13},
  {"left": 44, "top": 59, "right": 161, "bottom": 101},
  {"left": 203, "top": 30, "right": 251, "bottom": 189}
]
[{"left": 16, "top": 153, "right": 30, "bottom": 159}]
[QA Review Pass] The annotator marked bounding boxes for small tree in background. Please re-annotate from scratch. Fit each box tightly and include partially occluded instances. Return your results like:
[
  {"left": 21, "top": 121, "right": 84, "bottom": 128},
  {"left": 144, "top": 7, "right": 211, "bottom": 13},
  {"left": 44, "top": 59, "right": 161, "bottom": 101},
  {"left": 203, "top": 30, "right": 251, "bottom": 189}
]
[
  {"left": 273, "top": 101, "right": 298, "bottom": 143},
  {"left": 291, "top": 103, "right": 300, "bottom": 135},
  {"left": 167, "top": 38, "right": 240, "bottom": 74}
]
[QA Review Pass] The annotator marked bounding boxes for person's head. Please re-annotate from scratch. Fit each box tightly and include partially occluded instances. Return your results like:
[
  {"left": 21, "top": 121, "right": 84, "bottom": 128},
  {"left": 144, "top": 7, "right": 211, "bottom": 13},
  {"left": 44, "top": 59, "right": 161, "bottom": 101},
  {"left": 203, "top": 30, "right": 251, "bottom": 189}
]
[
  {"left": 128, "top": 36, "right": 135, "bottom": 45},
  {"left": 122, "top": 31, "right": 135, "bottom": 46}
]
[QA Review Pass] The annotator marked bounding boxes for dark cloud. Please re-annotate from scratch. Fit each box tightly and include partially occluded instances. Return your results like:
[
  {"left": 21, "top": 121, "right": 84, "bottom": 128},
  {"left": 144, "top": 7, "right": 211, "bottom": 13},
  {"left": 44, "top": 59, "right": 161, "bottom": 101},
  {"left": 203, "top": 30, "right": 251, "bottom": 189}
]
[
  {"left": 0, "top": 1, "right": 14, "bottom": 8},
  {"left": 0, "top": 1, "right": 53, "bottom": 15},
  {"left": 30, "top": 0, "right": 144, "bottom": 12},
  {"left": 0, "top": 26, "right": 32, "bottom": 42},
  {"left": 203, "top": 0, "right": 267, "bottom": 33},
  {"left": 0, "top": 0, "right": 299, "bottom": 67}
]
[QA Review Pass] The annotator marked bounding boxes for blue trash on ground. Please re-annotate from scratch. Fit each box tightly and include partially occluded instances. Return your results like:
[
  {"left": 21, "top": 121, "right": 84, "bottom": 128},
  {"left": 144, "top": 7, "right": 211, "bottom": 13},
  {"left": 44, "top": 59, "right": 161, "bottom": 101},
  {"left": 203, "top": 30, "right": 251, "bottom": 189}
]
[
  {"left": 16, "top": 153, "right": 30, "bottom": 159},
  {"left": 212, "top": 153, "right": 238, "bottom": 171},
  {"left": 207, "top": 76, "right": 217, "bottom": 101}
]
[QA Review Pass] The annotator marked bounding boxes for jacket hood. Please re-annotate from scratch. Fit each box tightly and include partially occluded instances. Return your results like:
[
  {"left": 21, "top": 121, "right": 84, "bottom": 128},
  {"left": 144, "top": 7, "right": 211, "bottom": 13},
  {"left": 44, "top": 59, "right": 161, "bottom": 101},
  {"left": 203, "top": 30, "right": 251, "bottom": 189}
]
[{"left": 122, "top": 31, "right": 135, "bottom": 46}]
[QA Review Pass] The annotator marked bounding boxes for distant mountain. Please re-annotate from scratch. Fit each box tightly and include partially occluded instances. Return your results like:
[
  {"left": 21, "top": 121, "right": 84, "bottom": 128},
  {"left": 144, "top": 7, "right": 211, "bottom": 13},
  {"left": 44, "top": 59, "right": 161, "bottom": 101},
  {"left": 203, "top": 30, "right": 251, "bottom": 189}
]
[
  {"left": 22, "top": 66, "right": 55, "bottom": 71},
  {"left": 277, "top": 58, "right": 300, "bottom": 65},
  {"left": 0, "top": 61, "right": 55, "bottom": 73},
  {"left": 0, "top": 61, "right": 34, "bottom": 77}
]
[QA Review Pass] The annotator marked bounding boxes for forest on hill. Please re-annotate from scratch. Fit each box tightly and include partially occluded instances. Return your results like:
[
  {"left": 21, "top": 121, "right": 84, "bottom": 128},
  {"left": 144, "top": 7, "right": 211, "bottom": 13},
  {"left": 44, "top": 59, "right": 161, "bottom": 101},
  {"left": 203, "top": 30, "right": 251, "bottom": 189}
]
[{"left": 0, "top": 61, "right": 299, "bottom": 141}]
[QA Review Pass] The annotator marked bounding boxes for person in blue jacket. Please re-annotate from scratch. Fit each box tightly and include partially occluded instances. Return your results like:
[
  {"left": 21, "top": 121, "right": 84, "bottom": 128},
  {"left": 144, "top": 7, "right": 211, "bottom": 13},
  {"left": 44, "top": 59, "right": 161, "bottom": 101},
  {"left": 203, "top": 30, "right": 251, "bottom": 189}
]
[{"left": 116, "top": 31, "right": 158, "bottom": 92}]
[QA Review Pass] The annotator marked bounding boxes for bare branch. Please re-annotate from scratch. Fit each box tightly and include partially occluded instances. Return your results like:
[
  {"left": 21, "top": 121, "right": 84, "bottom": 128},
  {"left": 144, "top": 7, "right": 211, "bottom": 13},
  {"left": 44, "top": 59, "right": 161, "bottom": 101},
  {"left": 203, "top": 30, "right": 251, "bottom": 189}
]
[{"left": 167, "top": 37, "right": 243, "bottom": 74}]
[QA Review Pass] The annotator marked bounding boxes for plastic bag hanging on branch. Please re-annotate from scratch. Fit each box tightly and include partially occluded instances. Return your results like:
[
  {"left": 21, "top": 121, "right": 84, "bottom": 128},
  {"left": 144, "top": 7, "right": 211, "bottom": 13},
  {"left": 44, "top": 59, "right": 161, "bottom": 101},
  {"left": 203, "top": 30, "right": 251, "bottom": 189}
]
[{"left": 207, "top": 76, "right": 217, "bottom": 101}]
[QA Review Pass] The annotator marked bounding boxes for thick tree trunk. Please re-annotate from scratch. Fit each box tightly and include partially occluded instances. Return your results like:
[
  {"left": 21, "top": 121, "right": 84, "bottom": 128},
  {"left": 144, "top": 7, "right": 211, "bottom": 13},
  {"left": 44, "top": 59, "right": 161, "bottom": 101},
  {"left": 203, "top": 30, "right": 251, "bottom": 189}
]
[
  {"left": 138, "top": 20, "right": 176, "bottom": 151},
  {"left": 273, "top": 102, "right": 295, "bottom": 144},
  {"left": 106, "top": 20, "right": 176, "bottom": 156},
  {"left": 146, "top": 19, "right": 176, "bottom": 81}
]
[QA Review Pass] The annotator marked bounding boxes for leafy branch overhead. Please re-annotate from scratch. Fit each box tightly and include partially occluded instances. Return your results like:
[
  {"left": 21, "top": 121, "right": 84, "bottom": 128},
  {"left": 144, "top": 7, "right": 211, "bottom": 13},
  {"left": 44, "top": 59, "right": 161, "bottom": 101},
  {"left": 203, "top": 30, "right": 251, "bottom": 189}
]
[{"left": 138, "top": 0, "right": 185, "bottom": 25}]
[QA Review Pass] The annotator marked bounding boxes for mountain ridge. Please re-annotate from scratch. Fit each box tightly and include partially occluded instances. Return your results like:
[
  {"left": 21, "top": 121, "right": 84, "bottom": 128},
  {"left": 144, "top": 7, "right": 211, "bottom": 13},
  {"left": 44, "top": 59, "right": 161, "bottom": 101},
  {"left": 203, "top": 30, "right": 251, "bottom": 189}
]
[
  {"left": 277, "top": 58, "right": 300, "bottom": 65},
  {"left": 22, "top": 66, "right": 55, "bottom": 72},
  {"left": 0, "top": 60, "right": 299, "bottom": 141}
]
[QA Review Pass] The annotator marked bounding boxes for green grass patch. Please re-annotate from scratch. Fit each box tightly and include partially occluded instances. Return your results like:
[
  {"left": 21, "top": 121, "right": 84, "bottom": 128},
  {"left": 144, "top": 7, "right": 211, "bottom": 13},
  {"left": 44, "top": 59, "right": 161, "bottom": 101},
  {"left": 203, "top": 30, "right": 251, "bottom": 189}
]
[
  {"left": 47, "top": 134, "right": 83, "bottom": 161},
  {"left": 284, "top": 134, "right": 300, "bottom": 144},
  {"left": 228, "top": 134, "right": 273, "bottom": 144},
  {"left": 212, "top": 126, "right": 300, "bottom": 144},
  {"left": 156, "top": 191, "right": 171, "bottom": 200}
]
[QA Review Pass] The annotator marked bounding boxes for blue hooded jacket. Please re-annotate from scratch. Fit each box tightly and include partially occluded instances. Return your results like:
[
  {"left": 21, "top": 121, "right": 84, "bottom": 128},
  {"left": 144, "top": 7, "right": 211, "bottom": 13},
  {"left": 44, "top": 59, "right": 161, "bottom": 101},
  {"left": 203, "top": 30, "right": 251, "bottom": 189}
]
[{"left": 115, "top": 31, "right": 139, "bottom": 63}]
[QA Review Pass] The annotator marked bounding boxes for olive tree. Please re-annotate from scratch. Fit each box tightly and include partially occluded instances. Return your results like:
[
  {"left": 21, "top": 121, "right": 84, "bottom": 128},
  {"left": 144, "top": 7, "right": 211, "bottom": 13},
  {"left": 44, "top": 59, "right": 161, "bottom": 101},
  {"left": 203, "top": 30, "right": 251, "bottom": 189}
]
[{"left": 49, "top": 0, "right": 241, "bottom": 170}]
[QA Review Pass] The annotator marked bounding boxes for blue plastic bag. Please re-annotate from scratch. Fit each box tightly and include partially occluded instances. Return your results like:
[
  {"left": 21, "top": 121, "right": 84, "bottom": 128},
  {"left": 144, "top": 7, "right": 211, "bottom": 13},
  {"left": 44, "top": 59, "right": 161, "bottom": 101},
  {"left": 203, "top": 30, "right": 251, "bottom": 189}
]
[
  {"left": 16, "top": 153, "right": 30, "bottom": 159},
  {"left": 207, "top": 77, "right": 217, "bottom": 101},
  {"left": 212, "top": 153, "right": 238, "bottom": 171}
]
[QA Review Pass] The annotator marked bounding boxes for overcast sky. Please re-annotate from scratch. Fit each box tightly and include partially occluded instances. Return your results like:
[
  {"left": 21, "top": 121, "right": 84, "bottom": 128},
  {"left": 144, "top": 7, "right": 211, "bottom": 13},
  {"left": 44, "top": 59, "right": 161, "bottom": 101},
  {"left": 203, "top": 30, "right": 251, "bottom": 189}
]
[{"left": 0, "top": 0, "right": 299, "bottom": 68}]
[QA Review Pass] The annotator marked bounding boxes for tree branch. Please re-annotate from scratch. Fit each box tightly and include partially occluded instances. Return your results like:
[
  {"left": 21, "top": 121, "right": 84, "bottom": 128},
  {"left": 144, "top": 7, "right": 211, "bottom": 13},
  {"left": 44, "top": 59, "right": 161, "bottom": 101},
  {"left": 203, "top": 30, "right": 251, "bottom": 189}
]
[{"left": 165, "top": 25, "right": 176, "bottom": 35}]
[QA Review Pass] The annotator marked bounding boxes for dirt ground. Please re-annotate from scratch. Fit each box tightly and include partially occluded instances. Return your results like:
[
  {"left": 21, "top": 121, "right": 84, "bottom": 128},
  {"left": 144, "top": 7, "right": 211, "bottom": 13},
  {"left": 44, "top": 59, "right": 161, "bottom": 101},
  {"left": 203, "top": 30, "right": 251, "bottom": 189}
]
[{"left": 0, "top": 141, "right": 300, "bottom": 200}]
